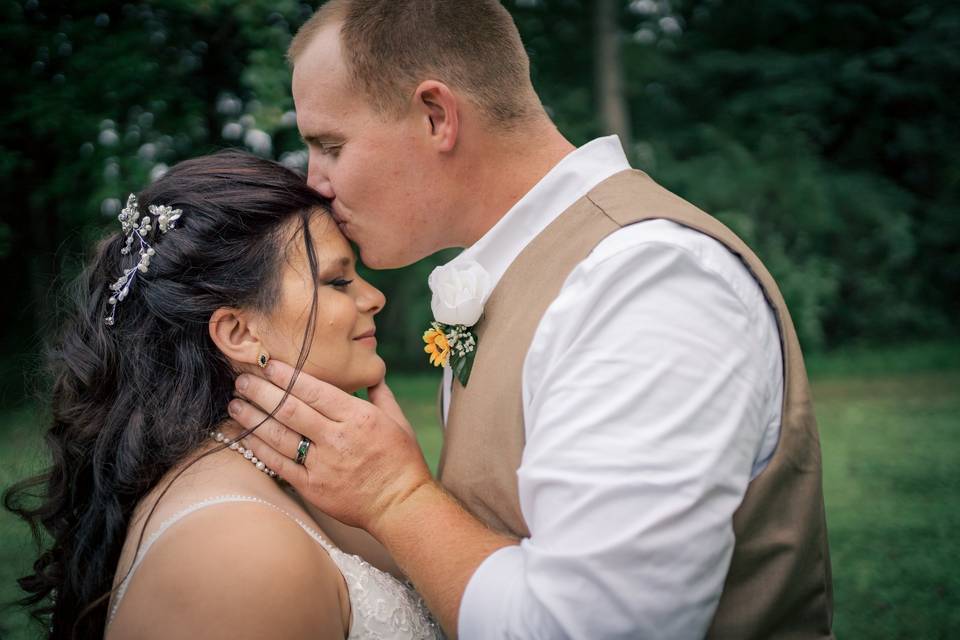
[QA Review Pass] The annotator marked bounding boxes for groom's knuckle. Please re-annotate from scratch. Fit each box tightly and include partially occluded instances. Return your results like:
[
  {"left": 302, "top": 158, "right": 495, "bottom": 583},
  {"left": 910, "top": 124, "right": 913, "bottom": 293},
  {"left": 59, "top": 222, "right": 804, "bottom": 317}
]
[
  {"left": 299, "top": 382, "right": 324, "bottom": 407},
  {"left": 267, "top": 420, "right": 287, "bottom": 446},
  {"left": 355, "top": 406, "right": 374, "bottom": 428},
  {"left": 277, "top": 397, "right": 296, "bottom": 421}
]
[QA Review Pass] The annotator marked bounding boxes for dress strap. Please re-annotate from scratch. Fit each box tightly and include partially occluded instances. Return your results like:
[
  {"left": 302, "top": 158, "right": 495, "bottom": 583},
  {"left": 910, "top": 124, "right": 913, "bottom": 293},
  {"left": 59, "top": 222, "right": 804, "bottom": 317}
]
[{"left": 107, "top": 494, "right": 339, "bottom": 627}]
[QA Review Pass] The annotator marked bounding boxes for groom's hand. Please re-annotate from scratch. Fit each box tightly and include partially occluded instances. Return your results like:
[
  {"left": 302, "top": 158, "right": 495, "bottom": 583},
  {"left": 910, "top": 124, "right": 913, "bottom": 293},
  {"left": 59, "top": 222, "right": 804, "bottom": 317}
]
[{"left": 227, "top": 360, "right": 434, "bottom": 534}]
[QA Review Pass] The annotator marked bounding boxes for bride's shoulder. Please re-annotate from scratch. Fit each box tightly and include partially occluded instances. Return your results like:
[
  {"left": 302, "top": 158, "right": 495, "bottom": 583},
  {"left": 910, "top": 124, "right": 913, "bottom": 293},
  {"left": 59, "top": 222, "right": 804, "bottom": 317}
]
[{"left": 108, "top": 498, "right": 349, "bottom": 639}]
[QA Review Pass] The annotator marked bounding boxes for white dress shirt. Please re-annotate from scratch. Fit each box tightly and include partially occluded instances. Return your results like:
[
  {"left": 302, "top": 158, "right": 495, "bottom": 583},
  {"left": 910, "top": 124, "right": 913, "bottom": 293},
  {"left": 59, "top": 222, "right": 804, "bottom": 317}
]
[{"left": 438, "top": 136, "right": 783, "bottom": 639}]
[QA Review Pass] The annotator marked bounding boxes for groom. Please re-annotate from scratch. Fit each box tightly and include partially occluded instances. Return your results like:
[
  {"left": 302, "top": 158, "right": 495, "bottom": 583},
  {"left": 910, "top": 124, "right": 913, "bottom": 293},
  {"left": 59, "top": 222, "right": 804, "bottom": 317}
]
[{"left": 230, "top": 1, "right": 834, "bottom": 638}]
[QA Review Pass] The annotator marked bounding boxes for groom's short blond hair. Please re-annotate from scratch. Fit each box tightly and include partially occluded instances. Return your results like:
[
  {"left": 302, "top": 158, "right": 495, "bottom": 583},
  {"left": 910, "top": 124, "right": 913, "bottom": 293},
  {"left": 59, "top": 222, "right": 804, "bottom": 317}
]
[{"left": 288, "top": 0, "right": 539, "bottom": 126}]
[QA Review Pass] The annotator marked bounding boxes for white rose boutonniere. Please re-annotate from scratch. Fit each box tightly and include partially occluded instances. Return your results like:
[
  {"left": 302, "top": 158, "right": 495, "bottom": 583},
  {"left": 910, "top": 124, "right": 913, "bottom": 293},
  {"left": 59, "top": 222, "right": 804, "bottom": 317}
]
[{"left": 422, "top": 260, "right": 492, "bottom": 386}]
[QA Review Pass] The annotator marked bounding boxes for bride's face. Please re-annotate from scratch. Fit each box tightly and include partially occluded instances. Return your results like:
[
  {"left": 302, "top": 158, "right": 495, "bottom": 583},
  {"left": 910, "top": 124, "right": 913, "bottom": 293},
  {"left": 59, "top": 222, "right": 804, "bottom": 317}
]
[{"left": 260, "top": 214, "right": 386, "bottom": 393}]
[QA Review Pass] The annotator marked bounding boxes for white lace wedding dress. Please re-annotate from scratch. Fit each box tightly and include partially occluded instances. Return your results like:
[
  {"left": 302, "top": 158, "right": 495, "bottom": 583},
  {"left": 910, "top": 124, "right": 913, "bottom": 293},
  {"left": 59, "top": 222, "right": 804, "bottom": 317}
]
[{"left": 107, "top": 494, "right": 443, "bottom": 639}]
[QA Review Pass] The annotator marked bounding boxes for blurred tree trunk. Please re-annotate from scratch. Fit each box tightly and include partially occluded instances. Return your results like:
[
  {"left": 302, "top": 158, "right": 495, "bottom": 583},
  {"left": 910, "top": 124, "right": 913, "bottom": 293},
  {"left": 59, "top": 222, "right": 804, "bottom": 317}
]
[{"left": 594, "top": 0, "right": 632, "bottom": 150}]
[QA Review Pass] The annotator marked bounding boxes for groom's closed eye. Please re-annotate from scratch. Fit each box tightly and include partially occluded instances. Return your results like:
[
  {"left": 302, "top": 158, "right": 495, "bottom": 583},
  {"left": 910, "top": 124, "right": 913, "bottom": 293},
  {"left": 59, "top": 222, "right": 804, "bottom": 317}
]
[
  {"left": 302, "top": 134, "right": 344, "bottom": 157},
  {"left": 317, "top": 143, "right": 342, "bottom": 158}
]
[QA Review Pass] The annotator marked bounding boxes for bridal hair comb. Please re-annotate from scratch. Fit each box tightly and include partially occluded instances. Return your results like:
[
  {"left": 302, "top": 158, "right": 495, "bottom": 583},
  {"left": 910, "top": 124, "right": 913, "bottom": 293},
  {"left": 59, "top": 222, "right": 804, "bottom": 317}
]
[{"left": 104, "top": 194, "right": 182, "bottom": 326}]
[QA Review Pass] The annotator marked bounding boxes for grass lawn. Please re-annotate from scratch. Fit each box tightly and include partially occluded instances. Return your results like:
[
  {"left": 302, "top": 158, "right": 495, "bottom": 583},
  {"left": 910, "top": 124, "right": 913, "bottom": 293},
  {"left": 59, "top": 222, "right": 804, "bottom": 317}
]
[
  {"left": 808, "top": 344, "right": 960, "bottom": 639},
  {"left": 1, "top": 342, "right": 958, "bottom": 638}
]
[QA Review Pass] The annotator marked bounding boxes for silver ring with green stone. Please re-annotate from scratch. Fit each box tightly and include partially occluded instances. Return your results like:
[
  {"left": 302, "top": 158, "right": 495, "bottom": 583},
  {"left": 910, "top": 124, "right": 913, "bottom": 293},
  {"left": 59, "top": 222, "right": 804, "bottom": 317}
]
[{"left": 295, "top": 435, "right": 311, "bottom": 465}]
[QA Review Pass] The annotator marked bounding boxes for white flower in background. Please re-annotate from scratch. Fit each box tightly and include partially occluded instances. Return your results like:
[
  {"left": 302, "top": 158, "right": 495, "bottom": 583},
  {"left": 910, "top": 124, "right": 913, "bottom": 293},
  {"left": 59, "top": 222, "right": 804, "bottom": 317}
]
[
  {"left": 428, "top": 260, "right": 492, "bottom": 327},
  {"left": 149, "top": 163, "right": 169, "bottom": 182},
  {"left": 98, "top": 129, "right": 119, "bottom": 146},
  {"left": 221, "top": 122, "right": 243, "bottom": 140},
  {"left": 281, "top": 110, "right": 298, "bottom": 128},
  {"left": 244, "top": 128, "right": 272, "bottom": 156}
]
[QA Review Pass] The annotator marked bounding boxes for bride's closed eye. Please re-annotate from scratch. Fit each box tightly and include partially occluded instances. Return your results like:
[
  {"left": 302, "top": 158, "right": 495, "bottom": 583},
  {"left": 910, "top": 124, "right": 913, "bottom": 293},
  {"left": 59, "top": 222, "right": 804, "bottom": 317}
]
[{"left": 327, "top": 277, "right": 354, "bottom": 290}]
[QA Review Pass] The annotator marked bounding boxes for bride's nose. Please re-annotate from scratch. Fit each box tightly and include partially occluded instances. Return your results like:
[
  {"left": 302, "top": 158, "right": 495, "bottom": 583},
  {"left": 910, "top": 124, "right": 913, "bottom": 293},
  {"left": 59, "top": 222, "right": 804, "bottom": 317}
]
[{"left": 357, "top": 281, "right": 385, "bottom": 315}]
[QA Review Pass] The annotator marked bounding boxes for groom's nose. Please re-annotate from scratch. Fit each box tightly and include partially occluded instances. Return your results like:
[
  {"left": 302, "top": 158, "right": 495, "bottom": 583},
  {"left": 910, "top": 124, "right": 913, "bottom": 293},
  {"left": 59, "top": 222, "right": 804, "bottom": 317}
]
[{"left": 307, "top": 157, "right": 336, "bottom": 200}]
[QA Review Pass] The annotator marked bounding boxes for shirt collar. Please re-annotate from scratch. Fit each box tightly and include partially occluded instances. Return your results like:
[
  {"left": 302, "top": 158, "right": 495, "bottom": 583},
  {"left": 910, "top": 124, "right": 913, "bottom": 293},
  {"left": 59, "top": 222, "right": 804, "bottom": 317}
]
[{"left": 445, "top": 135, "right": 631, "bottom": 290}]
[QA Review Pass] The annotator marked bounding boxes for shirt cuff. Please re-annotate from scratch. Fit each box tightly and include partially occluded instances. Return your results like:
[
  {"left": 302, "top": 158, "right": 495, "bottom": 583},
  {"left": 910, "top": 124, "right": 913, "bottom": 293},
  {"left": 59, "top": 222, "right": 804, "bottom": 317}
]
[{"left": 459, "top": 544, "right": 525, "bottom": 640}]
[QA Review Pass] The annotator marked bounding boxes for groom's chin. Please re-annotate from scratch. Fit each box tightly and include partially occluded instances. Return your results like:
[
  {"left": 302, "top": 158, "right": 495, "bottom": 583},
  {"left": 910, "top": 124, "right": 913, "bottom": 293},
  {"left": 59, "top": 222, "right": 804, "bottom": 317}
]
[{"left": 357, "top": 245, "right": 421, "bottom": 271}]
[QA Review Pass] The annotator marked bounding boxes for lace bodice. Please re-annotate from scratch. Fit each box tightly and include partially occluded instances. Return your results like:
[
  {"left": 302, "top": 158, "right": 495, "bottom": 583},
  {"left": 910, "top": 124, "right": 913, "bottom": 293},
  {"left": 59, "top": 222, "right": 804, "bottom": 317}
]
[{"left": 107, "top": 495, "right": 443, "bottom": 640}]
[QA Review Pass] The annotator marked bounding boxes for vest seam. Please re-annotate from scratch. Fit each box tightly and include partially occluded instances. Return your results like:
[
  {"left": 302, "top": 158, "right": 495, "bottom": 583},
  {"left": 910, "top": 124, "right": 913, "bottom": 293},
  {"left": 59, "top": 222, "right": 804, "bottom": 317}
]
[{"left": 585, "top": 192, "right": 625, "bottom": 229}]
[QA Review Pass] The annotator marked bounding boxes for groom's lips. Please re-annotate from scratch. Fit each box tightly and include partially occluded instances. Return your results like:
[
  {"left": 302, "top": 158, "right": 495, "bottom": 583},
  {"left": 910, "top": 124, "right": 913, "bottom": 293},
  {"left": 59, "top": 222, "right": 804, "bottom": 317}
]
[
  {"left": 330, "top": 203, "right": 347, "bottom": 225},
  {"left": 333, "top": 214, "right": 351, "bottom": 237}
]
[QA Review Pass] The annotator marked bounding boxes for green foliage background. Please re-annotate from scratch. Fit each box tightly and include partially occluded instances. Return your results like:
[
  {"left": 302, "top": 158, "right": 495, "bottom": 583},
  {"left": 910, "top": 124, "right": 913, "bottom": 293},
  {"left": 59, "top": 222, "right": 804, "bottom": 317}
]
[
  {"left": 0, "top": 2, "right": 958, "bottom": 637},
  {"left": 1, "top": 0, "right": 957, "bottom": 400}
]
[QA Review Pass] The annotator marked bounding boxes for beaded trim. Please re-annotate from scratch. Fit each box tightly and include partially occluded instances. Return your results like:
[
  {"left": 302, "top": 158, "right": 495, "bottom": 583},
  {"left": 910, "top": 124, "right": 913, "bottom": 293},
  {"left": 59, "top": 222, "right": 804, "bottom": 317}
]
[{"left": 209, "top": 430, "right": 278, "bottom": 478}]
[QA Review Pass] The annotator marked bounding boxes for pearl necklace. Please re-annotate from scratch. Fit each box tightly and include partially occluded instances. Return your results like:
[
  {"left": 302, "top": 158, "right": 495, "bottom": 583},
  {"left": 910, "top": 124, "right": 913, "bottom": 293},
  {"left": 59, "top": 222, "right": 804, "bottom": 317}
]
[{"left": 209, "top": 430, "right": 279, "bottom": 478}]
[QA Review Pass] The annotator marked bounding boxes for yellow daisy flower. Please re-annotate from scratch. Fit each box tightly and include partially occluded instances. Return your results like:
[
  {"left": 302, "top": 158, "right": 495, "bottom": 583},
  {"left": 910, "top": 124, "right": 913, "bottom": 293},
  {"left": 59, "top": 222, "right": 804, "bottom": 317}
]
[{"left": 423, "top": 326, "right": 451, "bottom": 367}]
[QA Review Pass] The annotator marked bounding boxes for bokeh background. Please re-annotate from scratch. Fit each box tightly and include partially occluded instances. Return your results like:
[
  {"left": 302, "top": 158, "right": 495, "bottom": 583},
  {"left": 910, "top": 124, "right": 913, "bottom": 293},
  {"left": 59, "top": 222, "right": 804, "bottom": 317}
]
[{"left": 1, "top": 1, "right": 957, "bottom": 638}]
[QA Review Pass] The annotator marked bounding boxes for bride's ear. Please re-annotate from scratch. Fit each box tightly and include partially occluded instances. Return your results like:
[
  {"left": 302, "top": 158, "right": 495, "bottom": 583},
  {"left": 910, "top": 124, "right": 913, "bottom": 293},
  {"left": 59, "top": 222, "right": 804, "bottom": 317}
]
[{"left": 208, "top": 307, "right": 264, "bottom": 367}]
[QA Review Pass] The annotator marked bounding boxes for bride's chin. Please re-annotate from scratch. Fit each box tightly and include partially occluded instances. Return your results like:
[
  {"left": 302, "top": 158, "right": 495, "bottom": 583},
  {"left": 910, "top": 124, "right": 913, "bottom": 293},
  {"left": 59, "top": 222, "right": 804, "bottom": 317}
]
[
  {"left": 302, "top": 356, "right": 385, "bottom": 395},
  {"left": 348, "top": 360, "right": 386, "bottom": 394}
]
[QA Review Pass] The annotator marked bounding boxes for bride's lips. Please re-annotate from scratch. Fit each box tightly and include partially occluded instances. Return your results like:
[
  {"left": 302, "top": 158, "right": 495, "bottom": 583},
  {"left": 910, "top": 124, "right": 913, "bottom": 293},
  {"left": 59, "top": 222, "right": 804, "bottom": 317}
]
[{"left": 353, "top": 328, "right": 376, "bottom": 345}]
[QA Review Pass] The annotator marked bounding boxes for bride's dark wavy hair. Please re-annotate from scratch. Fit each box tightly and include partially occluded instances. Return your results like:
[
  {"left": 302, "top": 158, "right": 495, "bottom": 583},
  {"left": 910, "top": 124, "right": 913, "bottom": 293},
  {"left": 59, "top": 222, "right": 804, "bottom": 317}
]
[{"left": 3, "top": 150, "right": 331, "bottom": 639}]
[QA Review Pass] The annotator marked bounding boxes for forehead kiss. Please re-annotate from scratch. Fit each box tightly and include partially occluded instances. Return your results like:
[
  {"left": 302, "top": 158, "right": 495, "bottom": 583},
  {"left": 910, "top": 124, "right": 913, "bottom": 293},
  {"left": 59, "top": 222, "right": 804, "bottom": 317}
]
[{"left": 289, "top": 21, "right": 456, "bottom": 270}]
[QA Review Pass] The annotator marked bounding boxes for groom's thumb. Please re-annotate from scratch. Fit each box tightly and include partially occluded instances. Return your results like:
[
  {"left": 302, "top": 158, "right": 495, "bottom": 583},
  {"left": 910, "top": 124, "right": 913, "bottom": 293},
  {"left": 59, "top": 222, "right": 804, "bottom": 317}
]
[{"left": 368, "top": 379, "right": 414, "bottom": 437}]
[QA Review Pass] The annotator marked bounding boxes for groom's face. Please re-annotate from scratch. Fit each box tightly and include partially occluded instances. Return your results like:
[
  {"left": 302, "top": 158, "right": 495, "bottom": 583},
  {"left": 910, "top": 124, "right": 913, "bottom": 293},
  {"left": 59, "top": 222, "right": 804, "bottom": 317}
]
[{"left": 292, "top": 25, "right": 444, "bottom": 269}]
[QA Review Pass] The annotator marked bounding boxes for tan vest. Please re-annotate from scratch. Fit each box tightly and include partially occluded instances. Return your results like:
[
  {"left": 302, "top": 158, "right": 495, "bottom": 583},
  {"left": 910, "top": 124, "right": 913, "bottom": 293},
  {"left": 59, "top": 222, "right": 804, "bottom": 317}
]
[{"left": 437, "top": 170, "right": 833, "bottom": 638}]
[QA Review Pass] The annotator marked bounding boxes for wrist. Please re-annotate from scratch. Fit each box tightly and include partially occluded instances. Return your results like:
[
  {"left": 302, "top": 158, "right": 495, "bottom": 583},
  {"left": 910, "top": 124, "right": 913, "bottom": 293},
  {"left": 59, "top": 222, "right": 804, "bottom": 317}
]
[{"left": 368, "top": 478, "right": 443, "bottom": 541}]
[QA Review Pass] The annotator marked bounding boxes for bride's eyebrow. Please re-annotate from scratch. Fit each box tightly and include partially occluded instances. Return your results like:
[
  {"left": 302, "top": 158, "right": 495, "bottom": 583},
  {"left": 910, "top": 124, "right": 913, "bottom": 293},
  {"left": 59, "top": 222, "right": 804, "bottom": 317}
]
[{"left": 319, "top": 256, "right": 352, "bottom": 274}]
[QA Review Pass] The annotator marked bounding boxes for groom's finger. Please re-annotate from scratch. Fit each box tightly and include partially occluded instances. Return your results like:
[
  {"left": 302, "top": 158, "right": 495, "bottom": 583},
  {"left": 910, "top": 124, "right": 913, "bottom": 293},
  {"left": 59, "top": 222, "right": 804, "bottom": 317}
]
[
  {"left": 227, "top": 393, "right": 333, "bottom": 461},
  {"left": 367, "top": 379, "right": 414, "bottom": 437},
  {"left": 237, "top": 429, "right": 311, "bottom": 488},
  {"left": 259, "top": 360, "right": 357, "bottom": 421},
  {"left": 235, "top": 372, "right": 339, "bottom": 434}
]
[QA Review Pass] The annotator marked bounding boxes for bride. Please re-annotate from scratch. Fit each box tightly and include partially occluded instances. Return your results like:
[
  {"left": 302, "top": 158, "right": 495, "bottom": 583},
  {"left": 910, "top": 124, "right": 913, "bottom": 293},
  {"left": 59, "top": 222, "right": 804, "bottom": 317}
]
[{"left": 5, "top": 151, "right": 441, "bottom": 639}]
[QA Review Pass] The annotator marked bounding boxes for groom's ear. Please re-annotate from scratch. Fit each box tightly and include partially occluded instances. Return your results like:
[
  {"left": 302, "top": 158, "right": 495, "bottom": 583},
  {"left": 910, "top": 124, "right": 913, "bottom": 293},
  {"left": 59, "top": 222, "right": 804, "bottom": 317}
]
[
  {"left": 208, "top": 307, "right": 263, "bottom": 367},
  {"left": 413, "top": 80, "right": 459, "bottom": 153}
]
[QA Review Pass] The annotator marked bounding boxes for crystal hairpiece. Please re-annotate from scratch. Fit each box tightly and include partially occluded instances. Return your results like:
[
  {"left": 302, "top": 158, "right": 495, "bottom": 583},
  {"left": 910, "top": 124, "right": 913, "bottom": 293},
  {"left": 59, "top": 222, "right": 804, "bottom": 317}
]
[{"left": 104, "top": 194, "right": 182, "bottom": 326}]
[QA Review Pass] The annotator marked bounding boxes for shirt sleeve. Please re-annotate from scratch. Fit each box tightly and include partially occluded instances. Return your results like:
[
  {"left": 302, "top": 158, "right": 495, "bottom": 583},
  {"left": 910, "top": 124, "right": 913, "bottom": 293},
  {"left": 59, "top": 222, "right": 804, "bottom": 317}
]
[{"left": 458, "top": 229, "right": 780, "bottom": 640}]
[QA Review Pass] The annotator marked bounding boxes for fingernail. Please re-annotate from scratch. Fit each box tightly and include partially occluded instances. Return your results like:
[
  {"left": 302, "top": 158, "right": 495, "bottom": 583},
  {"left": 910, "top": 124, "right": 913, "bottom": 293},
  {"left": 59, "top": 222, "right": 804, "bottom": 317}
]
[
  {"left": 236, "top": 375, "right": 249, "bottom": 392},
  {"left": 228, "top": 400, "right": 242, "bottom": 417}
]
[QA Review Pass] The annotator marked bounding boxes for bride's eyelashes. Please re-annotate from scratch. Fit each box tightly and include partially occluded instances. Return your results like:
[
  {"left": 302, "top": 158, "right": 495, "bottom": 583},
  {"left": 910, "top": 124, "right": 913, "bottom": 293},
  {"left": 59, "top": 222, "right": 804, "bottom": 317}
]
[{"left": 327, "top": 277, "right": 354, "bottom": 290}]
